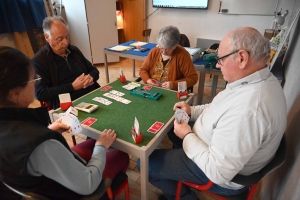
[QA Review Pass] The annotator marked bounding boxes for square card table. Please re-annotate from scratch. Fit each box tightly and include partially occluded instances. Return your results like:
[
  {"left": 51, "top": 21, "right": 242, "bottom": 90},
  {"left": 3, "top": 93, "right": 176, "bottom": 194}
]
[
  {"left": 104, "top": 40, "right": 157, "bottom": 83},
  {"left": 51, "top": 80, "right": 193, "bottom": 199}
]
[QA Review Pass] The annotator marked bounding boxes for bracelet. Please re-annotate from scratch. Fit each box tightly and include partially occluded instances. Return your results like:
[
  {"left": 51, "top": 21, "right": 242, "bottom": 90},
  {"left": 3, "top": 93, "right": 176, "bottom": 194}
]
[{"left": 183, "top": 132, "right": 193, "bottom": 140}]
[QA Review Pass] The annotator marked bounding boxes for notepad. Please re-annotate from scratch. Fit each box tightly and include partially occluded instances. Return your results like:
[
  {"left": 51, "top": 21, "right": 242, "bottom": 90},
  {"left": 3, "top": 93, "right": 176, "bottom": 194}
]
[
  {"left": 109, "top": 45, "right": 132, "bottom": 52},
  {"left": 130, "top": 41, "right": 148, "bottom": 47}
]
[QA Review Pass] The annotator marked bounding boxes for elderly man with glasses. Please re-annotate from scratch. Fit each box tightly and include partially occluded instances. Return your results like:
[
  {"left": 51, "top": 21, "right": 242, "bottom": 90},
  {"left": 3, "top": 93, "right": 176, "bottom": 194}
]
[
  {"left": 141, "top": 27, "right": 287, "bottom": 200},
  {"left": 139, "top": 26, "right": 198, "bottom": 90},
  {"left": 32, "top": 16, "right": 100, "bottom": 110}
]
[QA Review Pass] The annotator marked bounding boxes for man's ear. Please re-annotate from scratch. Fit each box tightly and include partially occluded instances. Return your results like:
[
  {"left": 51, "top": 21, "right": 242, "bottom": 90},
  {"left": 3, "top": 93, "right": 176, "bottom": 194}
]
[
  {"left": 44, "top": 33, "right": 50, "bottom": 43},
  {"left": 237, "top": 50, "right": 249, "bottom": 69}
]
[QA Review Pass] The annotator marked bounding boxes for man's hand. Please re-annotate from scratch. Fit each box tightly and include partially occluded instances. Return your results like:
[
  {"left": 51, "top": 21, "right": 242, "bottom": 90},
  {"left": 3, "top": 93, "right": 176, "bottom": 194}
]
[
  {"left": 162, "top": 81, "right": 173, "bottom": 89},
  {"left": 174, "top": 120, "right": 192, "bottom": 139},
  {"left": 95, "top": 129, "right": 116, "bottom": 149},
  {"left": 173, "top": 102, "right": 191, "bottom": 115},
  {"left": 48, "top": 119, "right": 70, "bottom": 134},
  {"left": 82, "top": 74, "right": 94, "bottom": 89},
  {"left": 72, "top": 73, "right": 85, "bottom": 90}
]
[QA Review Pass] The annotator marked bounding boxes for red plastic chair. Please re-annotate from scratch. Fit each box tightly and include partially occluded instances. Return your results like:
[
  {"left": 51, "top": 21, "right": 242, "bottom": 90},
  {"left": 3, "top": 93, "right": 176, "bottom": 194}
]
[{"left": 176, "top": 135, "right": 287, "bottom": 200}]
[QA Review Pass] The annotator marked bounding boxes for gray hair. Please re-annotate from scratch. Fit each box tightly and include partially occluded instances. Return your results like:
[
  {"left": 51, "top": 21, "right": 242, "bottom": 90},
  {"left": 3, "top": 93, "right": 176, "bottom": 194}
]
[
  {"left": 157, "top": 26, "right": 180, "bottom": 49},
  {"left": 42, "top": 16, "right": 69, "bottom": 35},
  {"left": 229, "top": 27, "right": 270, "bottom": 63}
]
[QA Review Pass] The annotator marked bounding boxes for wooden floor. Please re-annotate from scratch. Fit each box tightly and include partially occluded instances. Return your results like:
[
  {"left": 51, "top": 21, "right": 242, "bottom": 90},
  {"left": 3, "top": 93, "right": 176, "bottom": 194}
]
[{"left": 30, "top": 58, "right": 259, "bottom": 200}]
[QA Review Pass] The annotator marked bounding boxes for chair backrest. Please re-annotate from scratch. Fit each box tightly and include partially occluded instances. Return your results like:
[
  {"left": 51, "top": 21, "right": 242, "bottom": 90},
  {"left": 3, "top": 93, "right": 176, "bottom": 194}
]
[
  {"left": 231, "top": 135, "right": 287, "bottom": 186},
  {"left": 179, "top": 34, "right": 190, "bottom": 47},
  {"left": 142, "top": 29, "right": 151, "bottom": 42}
]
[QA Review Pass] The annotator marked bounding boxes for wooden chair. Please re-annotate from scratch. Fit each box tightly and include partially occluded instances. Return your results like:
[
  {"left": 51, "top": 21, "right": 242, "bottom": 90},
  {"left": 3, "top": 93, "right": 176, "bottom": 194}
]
[
  {"left": 2, "top": 178, "right": 111, "bottom": 200},
  {"left": 176, "top": 135, "right": 287, "bottom": 200},
  {"left": 142, "top": 29, "right": 151, "bottom": 42}
]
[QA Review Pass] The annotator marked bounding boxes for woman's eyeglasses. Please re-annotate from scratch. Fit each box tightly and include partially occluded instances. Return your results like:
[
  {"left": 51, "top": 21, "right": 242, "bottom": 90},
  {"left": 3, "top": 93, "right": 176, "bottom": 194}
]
[
  {"left": 215, "top": 50, "right": 239, "bottom": 65},
  {"left": 26, "top": 75, "right": 42, "bottom": 85}
]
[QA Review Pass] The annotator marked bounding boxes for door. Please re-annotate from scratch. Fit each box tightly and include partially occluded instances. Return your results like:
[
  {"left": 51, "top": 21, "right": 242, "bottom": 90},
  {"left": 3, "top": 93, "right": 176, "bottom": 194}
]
[
  {"left": 123, "top": 0, "right": 146, "bottom": 42},
  {"left": 85, "top": 0, "right": 119, "bottom": 64}
]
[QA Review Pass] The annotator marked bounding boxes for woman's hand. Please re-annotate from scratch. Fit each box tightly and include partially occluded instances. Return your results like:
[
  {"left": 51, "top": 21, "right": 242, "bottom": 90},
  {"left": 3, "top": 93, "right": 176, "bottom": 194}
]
[
  {"left": 146, "top": 79, "right": 160, "bottom": 86},
  {"left": 161, "top": 81, "right": 173, "bottom": 89},
  {"left": 48, "top": 119, "right": 70, "bottom": 134},
  {"left": 95, "top": 129, "right": 116, "bottom": 149}
]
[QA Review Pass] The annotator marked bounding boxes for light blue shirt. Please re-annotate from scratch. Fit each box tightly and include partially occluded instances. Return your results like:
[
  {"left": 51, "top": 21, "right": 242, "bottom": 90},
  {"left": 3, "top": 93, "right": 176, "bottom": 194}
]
[{"left": 27, "top": 139, "right": 107, "bottom": 195}]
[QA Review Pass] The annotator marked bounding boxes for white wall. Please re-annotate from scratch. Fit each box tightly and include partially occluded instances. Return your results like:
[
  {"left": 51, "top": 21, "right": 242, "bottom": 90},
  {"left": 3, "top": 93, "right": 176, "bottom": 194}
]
[
  {"left": 0, "top": 33, "right": 15, "bottom": 48},
  {"left": 146, "top": 0, "right": 295, "bottom": 47}
]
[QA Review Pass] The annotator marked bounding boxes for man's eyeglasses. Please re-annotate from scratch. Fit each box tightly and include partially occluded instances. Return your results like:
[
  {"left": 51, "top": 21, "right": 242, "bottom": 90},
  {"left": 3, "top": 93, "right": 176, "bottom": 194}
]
[
  {"left": 26, "top": 75, "right": 42, "bottom": 85},
  {"left": 215, "top": 50, "right": 239, "bottom": 65}
]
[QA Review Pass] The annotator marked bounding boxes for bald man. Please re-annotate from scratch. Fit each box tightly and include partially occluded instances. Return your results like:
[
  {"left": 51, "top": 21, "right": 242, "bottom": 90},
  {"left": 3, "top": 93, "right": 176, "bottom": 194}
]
[
  {"left": 32, "top": 16, "right": 100, "bottom": 109},
  {"left": 142, "top": 27, "right": 287, "bottom": 200}
]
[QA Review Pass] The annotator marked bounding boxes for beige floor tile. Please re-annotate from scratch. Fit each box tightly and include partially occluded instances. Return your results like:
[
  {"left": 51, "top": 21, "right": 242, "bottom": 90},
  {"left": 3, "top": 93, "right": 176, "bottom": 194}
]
[
  {"left": 126, "top": 169, "right": 140, "bottom": 182},
  {"left": 136, "top": 178, "right": 158, "bottom": 193},
  {"left": 127, "top": 179, "right": 141, "bottom": 197},
  {"left": 128, "top": 159, "right": 137, "bottom": 170}
]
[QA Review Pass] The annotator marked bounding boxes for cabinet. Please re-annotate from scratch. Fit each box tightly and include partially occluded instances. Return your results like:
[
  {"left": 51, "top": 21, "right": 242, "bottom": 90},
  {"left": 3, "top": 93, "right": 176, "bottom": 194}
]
[{"left": 62, "top": 0, "right": 119, "bottom": 64}]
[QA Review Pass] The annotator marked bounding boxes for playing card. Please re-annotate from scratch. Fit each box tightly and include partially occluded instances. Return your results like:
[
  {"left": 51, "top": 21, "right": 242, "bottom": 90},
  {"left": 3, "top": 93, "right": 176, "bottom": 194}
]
[
  {"left": 101, "top": 86, "right": 112, "bottom": 92},
  {"left": 147, "top": 121, "right": 164, "bottom": 134},
  {"left": 143, "top": 85, "right": 152, "bottom": 90},
  {"left": 122, "top": 84, "right": 136, "bottom": 90},
  {"left": 66, "top": 106, "right": 78, "bottom": 116},
  {"left": 151, "top": 79, "right": 162, "bottom": 87},
  {"left": 60, "top": 113, "right": 82, "bottom": 135},
  {"left": 81, "top": 117, "right": 97, "bottom": 127},
  {"left": 134, "top": 117, "right": 140, "bottom": 135},
  {"left": 58, "top": 93, "right": 71, "bottom": 103},
  {"left": 175, "top": 109, "right": 190, "bottom": 124}
]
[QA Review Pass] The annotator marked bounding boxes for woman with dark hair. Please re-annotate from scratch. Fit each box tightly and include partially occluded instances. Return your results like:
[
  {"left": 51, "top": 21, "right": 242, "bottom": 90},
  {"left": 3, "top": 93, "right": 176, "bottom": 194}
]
[{"left": 0, "top": 47, "right": 129, "bottom": 199}]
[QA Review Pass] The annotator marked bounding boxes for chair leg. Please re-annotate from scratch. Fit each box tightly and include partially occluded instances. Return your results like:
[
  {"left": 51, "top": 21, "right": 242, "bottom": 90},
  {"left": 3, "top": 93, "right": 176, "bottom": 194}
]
[
  {"left": 124, "top": 179, "right": 130, "bottom": 200},
  {"left": 71, "top": 135, "right": 77, "bottom": 146},
  {"left": 175, "top": 181, "right": 183, "bottom": 200},
  {"left": 247, "top": 184, "right": 258, "bottom": 200},
  {"left": 106, "top": 187, "right": 114, "bottom": 200}
]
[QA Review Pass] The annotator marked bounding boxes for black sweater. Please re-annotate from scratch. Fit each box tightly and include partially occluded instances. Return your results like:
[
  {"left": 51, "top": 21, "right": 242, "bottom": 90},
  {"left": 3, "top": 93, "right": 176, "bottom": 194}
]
[{"left": 32, "top": 43, "right": 100, "bottom": 109}]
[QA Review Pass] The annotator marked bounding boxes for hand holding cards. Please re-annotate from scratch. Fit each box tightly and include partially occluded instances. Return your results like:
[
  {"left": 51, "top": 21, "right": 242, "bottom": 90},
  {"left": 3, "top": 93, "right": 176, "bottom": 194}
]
[
  {"left": 59, "top": 111, "right": 82, "bottom": 135},
  {"left": 175, "top": 109, "right": 190, "bottom": 124}
]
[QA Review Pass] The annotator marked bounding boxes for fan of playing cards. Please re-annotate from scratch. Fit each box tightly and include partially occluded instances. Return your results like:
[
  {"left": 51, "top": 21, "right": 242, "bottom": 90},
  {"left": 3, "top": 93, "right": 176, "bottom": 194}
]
[
  {"left": 59, "top": 107, "right": 82, "bottom": 135},
  {"left": 175, "top": 109, "right": 190, "bottom": 124}
]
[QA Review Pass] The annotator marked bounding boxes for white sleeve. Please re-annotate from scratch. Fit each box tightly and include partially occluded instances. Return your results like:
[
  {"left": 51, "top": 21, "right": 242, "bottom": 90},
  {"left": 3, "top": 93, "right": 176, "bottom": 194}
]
[
  {"left": 27, "top": 139, "right": 107, "bottom": 195},
  {"left": 183, "top": 115, "right": 265, "bottom": 184},
  {"left": 190, "top": 103, "right": 210, "bottom": 121}
]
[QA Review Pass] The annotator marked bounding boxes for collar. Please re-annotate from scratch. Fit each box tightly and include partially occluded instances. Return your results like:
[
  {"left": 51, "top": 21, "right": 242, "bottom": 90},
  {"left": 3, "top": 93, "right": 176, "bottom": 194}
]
[
  {"left": 227, "top": 67, "right": 271, "bottom": 90},
  {"left": 0, "top": 107, "right": 50, "bottom": 127}
]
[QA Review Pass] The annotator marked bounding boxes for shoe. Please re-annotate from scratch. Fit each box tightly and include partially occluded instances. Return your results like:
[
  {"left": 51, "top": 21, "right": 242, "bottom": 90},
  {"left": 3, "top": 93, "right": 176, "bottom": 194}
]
[{"left": 158, "top": 194, "right": 168, "bottom": 200}]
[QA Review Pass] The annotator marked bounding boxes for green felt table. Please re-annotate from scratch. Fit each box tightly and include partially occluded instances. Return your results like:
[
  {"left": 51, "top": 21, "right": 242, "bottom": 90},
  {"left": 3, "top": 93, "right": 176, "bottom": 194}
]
[{"left": 56, "top": 80, "right": 183, "bottom": 146}]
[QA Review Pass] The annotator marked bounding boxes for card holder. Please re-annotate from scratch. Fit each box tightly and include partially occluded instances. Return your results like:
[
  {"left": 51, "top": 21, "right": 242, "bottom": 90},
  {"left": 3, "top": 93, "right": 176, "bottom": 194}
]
[{"left": 131, "top": 127, "right": 142, "bottom": 144}]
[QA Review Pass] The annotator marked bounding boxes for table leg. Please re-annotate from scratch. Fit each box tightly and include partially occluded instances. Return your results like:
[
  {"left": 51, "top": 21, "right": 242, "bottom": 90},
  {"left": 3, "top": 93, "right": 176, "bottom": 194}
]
[
  {"left": 132, "top": 59, "right": 136, "bottom": 77},
  {"left": 211, "top": 75, "right": 218, "bottom": 97},
  {"left": 104, "top": 52, "right": 109, "bottom": 83},
  {"left": 140, "top": 148, "right": 149, "bottom": 199},
  {"left": 196, "top": 67, "right": 206, "bottom": 105}
]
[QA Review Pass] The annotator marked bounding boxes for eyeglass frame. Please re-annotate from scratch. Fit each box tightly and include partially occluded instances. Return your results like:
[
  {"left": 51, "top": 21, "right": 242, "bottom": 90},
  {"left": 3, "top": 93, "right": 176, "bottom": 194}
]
[
  {"left": 215, "top": 50, "right": 239, "bottom": 65},
  {"left": 25, "top": 75, "right": 42, "bottom": 84}
]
